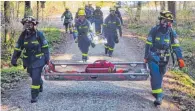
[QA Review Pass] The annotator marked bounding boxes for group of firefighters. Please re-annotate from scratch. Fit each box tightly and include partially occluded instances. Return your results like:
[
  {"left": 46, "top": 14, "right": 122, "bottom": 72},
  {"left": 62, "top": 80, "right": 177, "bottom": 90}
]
[
  {"left": 61, "top": 4, "right": 123, "bottom": 61},
  {"left": 11, "top": 3, "right": 185, "bottom": 107}
]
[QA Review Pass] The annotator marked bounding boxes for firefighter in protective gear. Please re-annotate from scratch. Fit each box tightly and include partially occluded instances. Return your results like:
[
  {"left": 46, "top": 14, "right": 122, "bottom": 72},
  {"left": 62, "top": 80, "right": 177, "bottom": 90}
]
[
  {"left": 85, "top": 4, "right": 94, "bottom": 24},
  {"left": 11, "top": 16, "right": 50, "bottom": 103},
  {"left": 61, "top": 7, "right": 73, "bottom": 33},
  {"left": 73, "top": 10, "right": 95, "bottom": 62},
  {"left": 115, "top": 5, "right": 123, "bottom": 26},
  {"left": 103, "top": 7, "right": 122, "bottom": 57},
  {"left": 93, "top": 4, "right": 103, "bottom": 34},
  {"left": 75, "top": 6, "right": 85, "bottom": 23},
  {"left": 144, "top": 11, "right": 185, "bottom": 106}
]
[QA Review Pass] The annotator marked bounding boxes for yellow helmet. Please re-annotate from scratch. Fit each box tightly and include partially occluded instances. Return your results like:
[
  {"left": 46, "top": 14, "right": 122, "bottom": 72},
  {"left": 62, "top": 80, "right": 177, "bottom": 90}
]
[
  {"left": 78, "top": 10, "right": 86, "bottom": 16},
  {"left": 110, "top": 7, "right": 116, "bottom": 11},
  {"left": 66, "top": 7, "right": 69, "bottom": 10},
  {"left": 159, "top": 10, "right": 173, "bottom": 21},
  {"left": 96, "top": 3, "right": 101, "bottom": 8}
]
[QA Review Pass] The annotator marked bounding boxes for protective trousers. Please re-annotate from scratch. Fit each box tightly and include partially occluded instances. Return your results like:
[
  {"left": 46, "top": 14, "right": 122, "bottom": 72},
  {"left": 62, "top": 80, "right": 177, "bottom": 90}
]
[
  {"left": 148, "top": 55, "right": 166, "bottom": 99},
  {"left": 78, "top": 36, "right": 90, "bottom": 61},
  {"left": 64, "top": 23, "right": 73, "bottom": 33},
  {"left": 104, "top": 34, "right": 116, "bottom": 56},
  {"left": 27, "top": 66, "right": 44, "bottom": 100},
  {"left": 94, "top": 19, "right": 103, "bottom": 34}
]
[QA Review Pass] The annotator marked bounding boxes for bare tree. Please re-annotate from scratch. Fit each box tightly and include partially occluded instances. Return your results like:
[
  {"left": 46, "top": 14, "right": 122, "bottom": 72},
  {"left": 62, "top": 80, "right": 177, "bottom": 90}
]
[
  {"left": 160, "top": 1, "right": 166, "bottom": 11},
  {"left": 16, "top": 1, "right": 20, "bottom": 20},
  {"left": 40, "top": 1, "right": 46, "bottom": 21},
  {"left": 4, "top": 1, "right": 11, "bottom": 43},
  {"left": 24, "top": 1, "right": 32, "bottom": 17},
  {"left": 63, "top": 1, "right": 66, "bottom": 10},
  {"left": 183, "top": 1, "right": 187, "bottom": 10},
  {"left": 37, "top": 1, "right": 39, "bottom": 21},
  {"left": 168, "top": 1, "right": 176, "bottom": 19},
  {"left": 135, "top": 1, "right": 142, "bottom": 22},
  {"left": 154, "top": 1, "right": 158, "bottom": 12}
]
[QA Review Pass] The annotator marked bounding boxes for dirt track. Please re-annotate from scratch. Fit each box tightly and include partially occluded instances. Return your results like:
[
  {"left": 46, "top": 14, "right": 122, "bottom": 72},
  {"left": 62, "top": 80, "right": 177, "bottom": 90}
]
[{"left": 1, "top": 9, "right": 180, "bottom": 111}]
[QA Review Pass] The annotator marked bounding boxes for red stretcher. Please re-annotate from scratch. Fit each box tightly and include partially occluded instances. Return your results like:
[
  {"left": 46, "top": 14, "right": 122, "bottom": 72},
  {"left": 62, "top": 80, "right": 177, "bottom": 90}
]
[{"left": 43, "top": 60, "right": 149, "bottom": 81}]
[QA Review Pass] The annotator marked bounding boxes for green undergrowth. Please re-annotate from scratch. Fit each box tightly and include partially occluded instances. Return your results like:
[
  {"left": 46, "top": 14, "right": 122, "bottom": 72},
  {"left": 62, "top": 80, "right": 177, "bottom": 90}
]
[
  {"left": 170, "top": 69, "right": 195, "bottom": 87},
  {"left": 40, "top": 27, "right": 61, "bottom": 46},
  {"left": 1, "top": 66, "right": 27, "bottom": 94},
  {"left": 40, "top": 27, "right": 61, "bottom": 52}
]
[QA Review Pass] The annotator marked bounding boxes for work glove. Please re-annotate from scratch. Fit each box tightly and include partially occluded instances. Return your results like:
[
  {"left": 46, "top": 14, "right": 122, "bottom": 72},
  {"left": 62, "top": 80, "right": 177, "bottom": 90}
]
[
  {"left": 91, "top": 42, "right": 96, "bottom": 48},
  {"left": 144, "top": 59, "right": 148, "bottom": 63},
  {"left": 178, "top": 59, "right": 185, "bottom": 68},
  {"left": 47, "top": 61, "right": 55, "bottom": 72},
  {"left": 115, "top": 37, "right": 119, "bottom": 43}
]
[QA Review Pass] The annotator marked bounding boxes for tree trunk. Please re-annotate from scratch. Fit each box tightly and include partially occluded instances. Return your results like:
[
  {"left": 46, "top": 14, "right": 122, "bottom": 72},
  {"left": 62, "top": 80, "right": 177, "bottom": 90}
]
[
  {"left": 183, "top": 1, "right": 187, "bottom": 10},
  {"left": 4, "top": 1, "right": 11, "bottom": 43},
  {"left": 154, "top": 1, "right": 158, "bottom": 12},
  {"left": 160, "top": 1, "right": 166, "bottom": 11},
  {"left": 168, "top": 1, "right": 176, "bottom": 19},
  {"left": 16, "top": 1, "right": 20, "bottom": 20},
  {"left": 63, "top": 1, "right": 66, "bottom": 10},
  {"left": 135, "top": 1, "right": 142, "bottom": 22},
  {"left": 37, "top": 1, "right": 39, "bottom": 21},
  {"left": 24, "top": 1, "right": 32, "bottom": 17}
]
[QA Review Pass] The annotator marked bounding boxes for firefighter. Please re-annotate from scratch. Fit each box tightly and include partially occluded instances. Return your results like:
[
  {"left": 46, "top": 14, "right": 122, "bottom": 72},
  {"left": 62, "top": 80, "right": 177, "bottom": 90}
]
[
  {"left": 11, "top": 16, "right": 50, "bottom": 103},
  {"left": 89, "top": 3, "right": 95, "bottom": 12},
  {"left": 115, "top": 5, "right": 123, "bottom": 26},
  {"left": 144, "top": 11, "right": 185, "bottom": 106},
  {"left": 61, "top": 7, "right": 73, "bottom": 33},
  {"left": 103, "top": 7, "right": 122, "bottom": 57},
  {"left": 85, "top": 4, "right": 94, "bottom": 24},
  {"left": 93, "top": 4, "right": 103, "bottom": 34},
  {"left": 73, "top": 10, "right": 95, "bottom": 62},
  {"left": 75, "top": 6, "right": 85, "bottom": 23}
]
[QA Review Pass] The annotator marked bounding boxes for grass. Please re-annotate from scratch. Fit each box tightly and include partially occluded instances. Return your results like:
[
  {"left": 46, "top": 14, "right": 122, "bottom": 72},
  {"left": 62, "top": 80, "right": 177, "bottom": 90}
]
[{"left": 40, "top": 27, "right": 61, "bottom": 52}]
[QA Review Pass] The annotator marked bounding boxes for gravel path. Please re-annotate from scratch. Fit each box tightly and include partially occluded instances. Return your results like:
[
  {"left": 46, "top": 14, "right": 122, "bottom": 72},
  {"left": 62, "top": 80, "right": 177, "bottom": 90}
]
[{"left": 1, "top": 8, "right": 180, "bottom": 111}]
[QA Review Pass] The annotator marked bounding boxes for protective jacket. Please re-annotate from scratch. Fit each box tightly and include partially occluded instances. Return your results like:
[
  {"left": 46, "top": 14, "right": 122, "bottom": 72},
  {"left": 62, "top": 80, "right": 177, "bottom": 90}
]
[
  {"left": 93, "top": 9, "right": 103, "bottom": 34},
  {"left": 11, "top": 30, "right": 50, "bottom": 68},
  {"left": 61, "top": 11, "right": 73, "bottom": 24}
]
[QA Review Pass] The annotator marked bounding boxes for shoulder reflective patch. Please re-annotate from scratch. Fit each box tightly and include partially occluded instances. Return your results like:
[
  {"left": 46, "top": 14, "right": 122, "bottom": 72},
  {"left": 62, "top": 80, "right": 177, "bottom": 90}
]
[
  {"left": 147, "top": 36, "right": 152, "bottom": 42},
  {"left": 174, "top": 38, "right": 179, "bottom": 44}
]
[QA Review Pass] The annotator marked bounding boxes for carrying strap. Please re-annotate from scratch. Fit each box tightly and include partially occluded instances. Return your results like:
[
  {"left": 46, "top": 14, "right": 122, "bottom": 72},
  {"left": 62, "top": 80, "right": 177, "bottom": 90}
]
[{"left": 152, "top": 26, "right": 175, "bottom": 65}]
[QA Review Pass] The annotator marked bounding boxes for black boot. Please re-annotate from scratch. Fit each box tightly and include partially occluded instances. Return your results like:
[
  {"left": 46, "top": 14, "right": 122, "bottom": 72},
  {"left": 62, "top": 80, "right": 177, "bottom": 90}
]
[
  {"left": 31, "top": 89, "right": 39, "bottom": 103},
  {"left": 108, "top": 51, "right": 113, "bottom": 57},
  {"left": 154, "top": 93, "right": 163, "bottom": 106},
  {"left": 82, "top": 56, "right": 87, "bottom": 62},
  {"left": 40, "top": 79, "right": 43, "bottom": 92},
  {"left": 105, "top": 48, "right": 108, "bottom": 54},
  {"left": 40, "top": 84, "right": 43, "bottom": 92}
]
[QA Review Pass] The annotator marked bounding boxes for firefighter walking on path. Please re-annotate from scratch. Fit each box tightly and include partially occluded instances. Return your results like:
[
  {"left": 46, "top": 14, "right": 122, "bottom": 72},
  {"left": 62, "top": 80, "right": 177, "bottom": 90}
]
[
  {"left": 85, "top": 4, "right": 94, "bottom": 24},
  {"left": 73, "top": 10, "right": 95, "bottom": 62},
  {"left": 144, "top": 11, "right": 185, "bottom": 106},
  {"left": 115, "top": 5, "right": 123, "bottom": 26},
  {"left": 61, "top": 7, "right": 73, "bottom": 33},
  {"left": 103, "top": 7, "right": 122, "bottom": 57},
  {"left": 93, "top": 4, "right": 103, "bottom": 34},
  {"left": 11, "top": 16, "right": 50, "bottom": 103}
]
